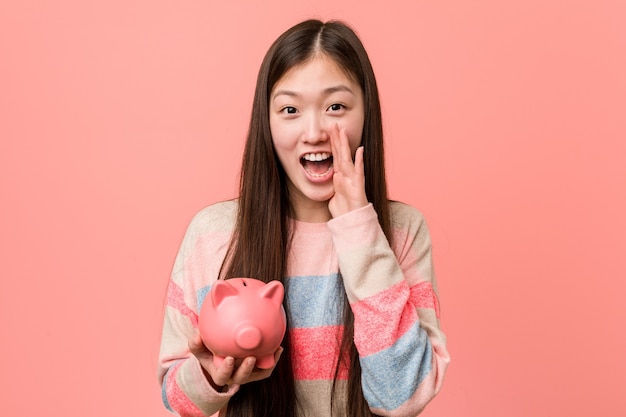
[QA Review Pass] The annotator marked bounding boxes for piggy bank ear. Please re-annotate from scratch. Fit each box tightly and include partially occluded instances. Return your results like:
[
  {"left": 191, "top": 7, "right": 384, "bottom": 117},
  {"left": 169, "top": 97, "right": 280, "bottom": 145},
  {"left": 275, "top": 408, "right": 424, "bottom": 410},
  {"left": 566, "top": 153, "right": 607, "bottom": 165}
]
[
  {"left": 211, "top": 280, "right": 238, "bottom": 307},
  {"left": 259, "top": 280, "right": 284, "bottom": 307}
]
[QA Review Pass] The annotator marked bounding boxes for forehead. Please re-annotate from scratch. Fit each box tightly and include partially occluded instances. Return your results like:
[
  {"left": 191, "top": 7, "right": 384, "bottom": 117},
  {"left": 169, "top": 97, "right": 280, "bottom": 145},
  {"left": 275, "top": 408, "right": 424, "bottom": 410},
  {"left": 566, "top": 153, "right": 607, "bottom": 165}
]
[{"left": 272, "top": 55, "right": 359, "bottom": 93}]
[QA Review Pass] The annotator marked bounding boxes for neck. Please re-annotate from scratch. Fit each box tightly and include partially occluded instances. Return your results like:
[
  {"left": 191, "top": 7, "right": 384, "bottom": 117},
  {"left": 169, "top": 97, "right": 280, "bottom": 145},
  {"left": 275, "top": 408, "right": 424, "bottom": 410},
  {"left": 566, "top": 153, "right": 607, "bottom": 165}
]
[{"left": 290, "top": 200, "right": 332, "bottom": 223}]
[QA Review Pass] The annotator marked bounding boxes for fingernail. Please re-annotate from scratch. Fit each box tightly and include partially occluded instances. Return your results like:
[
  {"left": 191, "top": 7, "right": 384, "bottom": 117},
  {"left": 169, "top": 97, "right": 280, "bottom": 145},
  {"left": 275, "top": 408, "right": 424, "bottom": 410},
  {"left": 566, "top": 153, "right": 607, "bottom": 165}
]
[{"left": 225, "top": 357, "right": 234, "bottom": 366}]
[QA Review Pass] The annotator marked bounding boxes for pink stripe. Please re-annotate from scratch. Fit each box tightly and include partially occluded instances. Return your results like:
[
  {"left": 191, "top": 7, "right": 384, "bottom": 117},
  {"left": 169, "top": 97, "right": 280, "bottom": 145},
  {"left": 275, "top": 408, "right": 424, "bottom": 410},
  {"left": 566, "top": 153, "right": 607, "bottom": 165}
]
[
  {"left": 167, "top": 281, "right": 199, "bottom": 326},
  {"left": 351, "top": 281, "right": 418, "bottom": 356},
  {"left": 166, "top": 361, "right": 205, "bottom": 417},
  {"left": 409, "top": 281, "right": 440, "bottom": 318},
  {"left": 291, "top": 326, "right": 348, "bottom": 380}
]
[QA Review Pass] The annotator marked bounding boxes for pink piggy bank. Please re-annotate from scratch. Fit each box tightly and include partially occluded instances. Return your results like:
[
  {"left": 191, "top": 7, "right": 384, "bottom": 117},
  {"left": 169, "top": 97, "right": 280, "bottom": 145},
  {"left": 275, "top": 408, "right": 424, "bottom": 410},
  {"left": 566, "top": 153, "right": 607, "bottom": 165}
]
[{"left": 198, "top": 278, "right": 286, "bottom": 369}]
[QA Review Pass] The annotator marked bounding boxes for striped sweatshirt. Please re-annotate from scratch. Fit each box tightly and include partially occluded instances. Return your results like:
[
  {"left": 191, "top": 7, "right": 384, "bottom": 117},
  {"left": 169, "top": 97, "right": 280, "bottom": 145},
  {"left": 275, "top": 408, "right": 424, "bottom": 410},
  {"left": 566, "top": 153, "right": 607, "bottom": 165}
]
[{"left": 158, "top": 200, "right": 449, "bottom": 417}]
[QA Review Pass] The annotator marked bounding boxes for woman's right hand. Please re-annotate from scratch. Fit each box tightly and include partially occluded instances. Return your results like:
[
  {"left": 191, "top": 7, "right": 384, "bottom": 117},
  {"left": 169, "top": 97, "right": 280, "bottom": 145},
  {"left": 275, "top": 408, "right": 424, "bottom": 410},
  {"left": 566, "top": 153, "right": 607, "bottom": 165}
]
[{"left": 188, "top": 332, "right": 283, "bottom": 392}]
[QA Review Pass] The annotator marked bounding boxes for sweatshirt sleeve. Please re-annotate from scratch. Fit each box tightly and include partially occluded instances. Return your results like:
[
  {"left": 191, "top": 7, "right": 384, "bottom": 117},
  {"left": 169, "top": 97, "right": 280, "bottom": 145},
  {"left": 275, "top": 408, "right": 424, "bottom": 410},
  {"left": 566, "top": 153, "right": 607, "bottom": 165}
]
[
  {"left": 157, "top": 206, "right": 238, "bottom": 417},
  {"left": 327, "top": 203, "right": 450, "bottom": 417}
]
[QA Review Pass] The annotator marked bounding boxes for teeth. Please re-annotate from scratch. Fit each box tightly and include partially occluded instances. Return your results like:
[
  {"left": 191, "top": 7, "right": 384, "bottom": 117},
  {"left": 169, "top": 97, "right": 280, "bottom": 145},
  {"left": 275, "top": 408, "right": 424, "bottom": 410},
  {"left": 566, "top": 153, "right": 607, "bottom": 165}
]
[{"left": 302, "top": 152, "right": 331, "bottom": 161}]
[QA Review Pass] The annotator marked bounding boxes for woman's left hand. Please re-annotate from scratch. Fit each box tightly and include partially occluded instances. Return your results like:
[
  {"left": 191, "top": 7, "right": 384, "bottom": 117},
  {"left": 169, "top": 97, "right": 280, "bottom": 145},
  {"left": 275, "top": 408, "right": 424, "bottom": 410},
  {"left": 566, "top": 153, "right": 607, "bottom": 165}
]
[{"left": 328, "top": 124, "right": 368, "bottom": 218}]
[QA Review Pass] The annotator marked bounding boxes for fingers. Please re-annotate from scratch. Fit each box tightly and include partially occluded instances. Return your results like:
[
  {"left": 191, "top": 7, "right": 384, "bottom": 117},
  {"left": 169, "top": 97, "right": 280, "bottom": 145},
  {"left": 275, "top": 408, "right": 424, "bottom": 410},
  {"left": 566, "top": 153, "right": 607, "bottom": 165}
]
[
  {"left": 229, "top": 357, "right": 257, "bottom": 387},
  {"left": 355, "top": 145, "right": 364, "bottom": 177},
  {"left": 330, "top": 124, "right": 341, "bottom": 174},
  {"left": 274, "top": 346, "right": 284, "bottom": 362},
  {"left": 211, "top": 356, "right": 237, "bottom": 387},
  {"left": 189, "top": 332, "right": 286, "bottom": 390},
  {"left": 234, "top": 346, "right": 284, "bottom": 383},
  {"left": 327, "top": 123, "right": 368, "bottom": 218},
  {"left": 188, "top": 332, "right": 235, "bottom": 389},
  {"left": 330, "top": 124, "right": 355, "bottom": 175}
]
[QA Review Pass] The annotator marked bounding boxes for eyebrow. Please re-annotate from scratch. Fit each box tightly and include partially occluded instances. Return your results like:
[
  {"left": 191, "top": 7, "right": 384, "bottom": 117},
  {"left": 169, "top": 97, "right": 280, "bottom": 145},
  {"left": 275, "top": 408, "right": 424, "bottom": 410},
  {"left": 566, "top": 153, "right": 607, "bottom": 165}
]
[{"left": 272, "top": 85, "right": 355, "bottom": 101}]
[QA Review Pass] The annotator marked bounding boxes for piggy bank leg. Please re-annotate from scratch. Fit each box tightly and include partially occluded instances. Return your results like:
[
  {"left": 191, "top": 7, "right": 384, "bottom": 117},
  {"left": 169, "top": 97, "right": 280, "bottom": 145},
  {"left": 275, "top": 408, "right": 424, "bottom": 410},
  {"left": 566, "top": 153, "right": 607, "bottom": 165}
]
[{"left": 255, "top": 353, "right": 277, "bottom": 370}]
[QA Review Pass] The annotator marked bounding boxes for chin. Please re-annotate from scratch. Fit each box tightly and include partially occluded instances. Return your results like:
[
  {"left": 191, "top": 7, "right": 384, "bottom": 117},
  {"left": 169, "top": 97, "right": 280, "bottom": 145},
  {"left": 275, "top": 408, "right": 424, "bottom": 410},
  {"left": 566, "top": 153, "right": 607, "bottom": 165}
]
[{"left": 303, "top": 186, "right": 334, "bottom": 203}]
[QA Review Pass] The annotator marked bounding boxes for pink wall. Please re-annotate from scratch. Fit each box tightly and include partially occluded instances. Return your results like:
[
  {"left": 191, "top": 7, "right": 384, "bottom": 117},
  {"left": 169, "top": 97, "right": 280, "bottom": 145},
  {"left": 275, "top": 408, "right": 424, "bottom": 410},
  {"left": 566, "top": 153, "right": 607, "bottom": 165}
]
[{"left": 1, "top": 1, "right": 625, "bottom": 415}]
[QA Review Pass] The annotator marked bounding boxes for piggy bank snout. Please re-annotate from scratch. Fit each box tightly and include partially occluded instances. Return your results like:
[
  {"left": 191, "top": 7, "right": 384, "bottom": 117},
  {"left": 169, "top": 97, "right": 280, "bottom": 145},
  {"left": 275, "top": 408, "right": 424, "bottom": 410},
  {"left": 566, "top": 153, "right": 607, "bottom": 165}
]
[{"left": 235, "top": 323, "right": 262, "bottom": 350}]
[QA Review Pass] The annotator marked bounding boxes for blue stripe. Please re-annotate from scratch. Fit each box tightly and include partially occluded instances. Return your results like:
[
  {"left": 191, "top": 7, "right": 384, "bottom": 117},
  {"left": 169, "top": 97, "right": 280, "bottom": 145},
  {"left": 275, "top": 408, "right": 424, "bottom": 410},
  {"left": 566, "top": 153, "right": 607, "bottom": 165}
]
[
  {"left": 284, "top": 274, "right": 345, "bottom": 328},
  {"left": 197, "top": 275, "right": 345, "bottom": 328},
  {"left": 161, "top": 360, "right": 182, "bottom": 413},
  {"left": 196, "top": 285, "right": 212, "bottom": 313},
  {"left": 360, "top": 322, "right": 433, "bottom": 410}
]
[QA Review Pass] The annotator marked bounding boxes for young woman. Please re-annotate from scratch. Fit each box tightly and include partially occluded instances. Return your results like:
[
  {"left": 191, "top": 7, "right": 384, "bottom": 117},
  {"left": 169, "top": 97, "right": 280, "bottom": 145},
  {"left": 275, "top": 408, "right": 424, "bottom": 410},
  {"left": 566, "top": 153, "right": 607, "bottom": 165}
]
[{"left": 158, "top": 19, "right": 449, "bottom": 417}]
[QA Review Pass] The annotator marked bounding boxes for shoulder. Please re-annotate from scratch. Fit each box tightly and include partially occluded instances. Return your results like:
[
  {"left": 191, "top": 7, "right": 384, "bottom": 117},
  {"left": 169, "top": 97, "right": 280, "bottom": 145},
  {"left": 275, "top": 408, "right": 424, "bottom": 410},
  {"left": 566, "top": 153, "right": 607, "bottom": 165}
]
[
  {"left": 186, "top": 199, "right": 239, "bottom": 236},
  {"left": 389, "top": 200, "right": 426, "bottom": 229},
  {"left": 389, "top": 201, "right": 432, "bottom": 248}
]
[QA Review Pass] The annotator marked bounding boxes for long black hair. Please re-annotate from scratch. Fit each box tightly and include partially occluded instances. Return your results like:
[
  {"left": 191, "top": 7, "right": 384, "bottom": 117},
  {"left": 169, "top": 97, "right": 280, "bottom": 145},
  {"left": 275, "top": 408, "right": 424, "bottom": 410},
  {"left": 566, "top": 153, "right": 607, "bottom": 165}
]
[{"left": 221, "top": 19, "right": 391, "bottom": 417}]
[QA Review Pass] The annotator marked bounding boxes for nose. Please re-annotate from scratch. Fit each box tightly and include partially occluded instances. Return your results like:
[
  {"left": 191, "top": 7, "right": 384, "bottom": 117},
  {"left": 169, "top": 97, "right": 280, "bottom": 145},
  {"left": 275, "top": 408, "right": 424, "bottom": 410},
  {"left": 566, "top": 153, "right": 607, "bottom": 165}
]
[{"left": 303, "top": 112, "right": 329, "bottom": 144}]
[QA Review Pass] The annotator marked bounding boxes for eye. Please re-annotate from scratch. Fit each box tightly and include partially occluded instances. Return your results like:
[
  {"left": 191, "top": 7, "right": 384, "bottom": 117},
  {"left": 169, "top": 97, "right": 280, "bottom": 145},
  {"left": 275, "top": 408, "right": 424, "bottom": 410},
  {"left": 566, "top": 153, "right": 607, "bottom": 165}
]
[
  {"left": 328, "top": 103, "right": 345, "bottom": 112},
  {"left": 280, "top": 106, "right": 297, "bottom": 114}
]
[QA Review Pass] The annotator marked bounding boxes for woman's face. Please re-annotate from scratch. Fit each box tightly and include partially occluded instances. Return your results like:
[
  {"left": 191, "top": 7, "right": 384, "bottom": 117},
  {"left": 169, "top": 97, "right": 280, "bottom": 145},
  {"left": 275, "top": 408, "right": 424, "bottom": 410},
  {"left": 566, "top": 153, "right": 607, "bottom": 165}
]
[{"left": 269, "top": 55, "right": 365, "bottom": 221}]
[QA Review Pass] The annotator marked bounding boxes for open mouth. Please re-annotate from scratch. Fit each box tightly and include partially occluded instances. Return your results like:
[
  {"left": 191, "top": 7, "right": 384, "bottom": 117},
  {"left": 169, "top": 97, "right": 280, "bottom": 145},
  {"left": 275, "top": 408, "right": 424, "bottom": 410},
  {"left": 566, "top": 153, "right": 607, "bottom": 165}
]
[{"left": 300, "top": 152, "right": 333, "bottom": 178}]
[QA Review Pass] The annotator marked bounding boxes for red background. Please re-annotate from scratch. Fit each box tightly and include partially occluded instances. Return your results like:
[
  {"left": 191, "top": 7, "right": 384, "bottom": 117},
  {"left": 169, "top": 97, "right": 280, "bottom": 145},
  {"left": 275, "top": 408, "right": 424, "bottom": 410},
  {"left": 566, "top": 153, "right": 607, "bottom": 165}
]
[{"left": 1, "top": 1, "right": 625, "bottom": 415}]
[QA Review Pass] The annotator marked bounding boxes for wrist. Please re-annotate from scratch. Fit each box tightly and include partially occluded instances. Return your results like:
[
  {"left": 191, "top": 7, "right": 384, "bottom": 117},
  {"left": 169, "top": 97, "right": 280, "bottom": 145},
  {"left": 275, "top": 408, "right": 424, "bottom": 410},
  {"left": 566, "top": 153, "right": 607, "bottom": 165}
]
[{"left": 202, "top": 368, "right": 227, "bottom": 393}]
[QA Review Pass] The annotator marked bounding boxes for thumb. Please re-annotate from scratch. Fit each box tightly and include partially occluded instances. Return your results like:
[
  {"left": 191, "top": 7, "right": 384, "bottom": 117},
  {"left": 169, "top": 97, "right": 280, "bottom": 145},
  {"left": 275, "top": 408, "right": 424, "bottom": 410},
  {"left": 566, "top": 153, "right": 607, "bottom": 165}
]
[{"left": 188, "top": 331, "right": 209, "bottom": 356}]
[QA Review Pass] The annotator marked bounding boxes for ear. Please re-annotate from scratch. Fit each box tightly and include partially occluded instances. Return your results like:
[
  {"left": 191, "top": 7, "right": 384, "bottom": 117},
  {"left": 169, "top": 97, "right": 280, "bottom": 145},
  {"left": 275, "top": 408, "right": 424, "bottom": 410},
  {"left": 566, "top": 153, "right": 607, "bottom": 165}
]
[
  {"left": 211, "top": 280, "right": 238, "bottom": 307},
  {"left": 259, "top": 280, "right": 284, "bottom": 306}
]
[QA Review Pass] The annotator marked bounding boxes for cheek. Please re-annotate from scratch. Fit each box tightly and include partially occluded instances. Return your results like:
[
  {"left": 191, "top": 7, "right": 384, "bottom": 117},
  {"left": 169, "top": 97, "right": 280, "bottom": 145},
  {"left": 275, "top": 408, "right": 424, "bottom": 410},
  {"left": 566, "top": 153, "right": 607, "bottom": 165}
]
[
  {"left": 271, "top": 135, "right": 295, "bottom": 159},
  {"left": 345, "top": 118, "right": 365, "bottom": 154},
  {"left": 270, "top": 133, "right": 298, "bottom": 174},
  {"left": 270, "top": 119, "right": 297, "bottom": 152},
  {"left": 347, "top": 130, "right": 362, "bottom": 153}
]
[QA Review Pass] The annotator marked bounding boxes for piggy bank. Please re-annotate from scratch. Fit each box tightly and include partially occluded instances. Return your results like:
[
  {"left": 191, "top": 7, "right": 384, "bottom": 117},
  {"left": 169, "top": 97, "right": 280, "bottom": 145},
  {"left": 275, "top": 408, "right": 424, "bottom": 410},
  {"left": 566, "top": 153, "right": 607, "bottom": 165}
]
[{"left": 198, "top": 278, "right": 286, "bottom": 369}]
